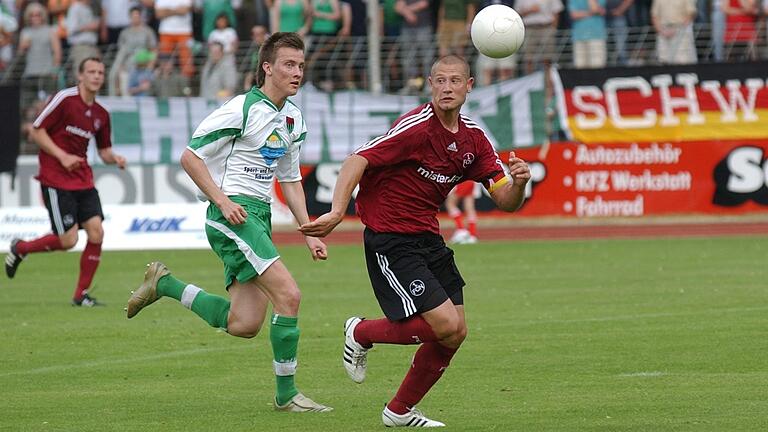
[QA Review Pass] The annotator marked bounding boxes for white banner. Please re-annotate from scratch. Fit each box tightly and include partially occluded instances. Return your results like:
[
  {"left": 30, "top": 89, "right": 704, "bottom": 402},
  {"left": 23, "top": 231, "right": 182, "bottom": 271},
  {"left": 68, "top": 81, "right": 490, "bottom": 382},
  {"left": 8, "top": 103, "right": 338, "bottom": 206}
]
[
  {"left": 0, "top": 202, "right": 295, "bottom": 252},
  {"left": 97, "top": 74, "right": 546, "bottom": 165}
]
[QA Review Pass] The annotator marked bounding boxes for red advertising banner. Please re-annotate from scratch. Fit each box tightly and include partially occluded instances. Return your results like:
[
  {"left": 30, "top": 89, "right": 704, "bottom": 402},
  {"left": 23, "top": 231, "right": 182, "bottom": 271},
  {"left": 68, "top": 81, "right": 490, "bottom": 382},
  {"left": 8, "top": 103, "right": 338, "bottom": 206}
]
[
  {"left": 293, "top": 140, "right": 768, "bottom": 217},
  {"left": 508, "top": 141, "right": 768, "bottom": 216},
  {"left": 553, "top": 62, "right": 768, "bottom": 144}
]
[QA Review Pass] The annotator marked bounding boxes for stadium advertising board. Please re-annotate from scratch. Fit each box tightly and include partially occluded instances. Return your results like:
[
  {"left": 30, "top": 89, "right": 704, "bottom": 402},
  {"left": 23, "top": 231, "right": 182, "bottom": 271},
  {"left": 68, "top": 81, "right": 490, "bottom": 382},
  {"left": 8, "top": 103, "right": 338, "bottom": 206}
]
[
  {"left": 0, "top": 202, "right": 294, "bottom": 252},
  {"left": 552, "top": 62, "right": 768, "bottom": 144},
  {"left": 503, "top": 141, "right": 768, "bottom": 216},
  {"left": 97, "top": 73, "right": 546, "bottom": 165}
]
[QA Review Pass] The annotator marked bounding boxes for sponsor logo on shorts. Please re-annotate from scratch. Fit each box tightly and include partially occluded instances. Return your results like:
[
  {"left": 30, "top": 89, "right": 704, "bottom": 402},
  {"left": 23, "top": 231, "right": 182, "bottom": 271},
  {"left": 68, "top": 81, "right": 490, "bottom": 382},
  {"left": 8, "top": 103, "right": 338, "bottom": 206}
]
[
  {"left": 409, "top": 279, "right": 425, "bottom": 296},
  {"left": 63, "top": 214, "right": 74, "bottom": 226}
]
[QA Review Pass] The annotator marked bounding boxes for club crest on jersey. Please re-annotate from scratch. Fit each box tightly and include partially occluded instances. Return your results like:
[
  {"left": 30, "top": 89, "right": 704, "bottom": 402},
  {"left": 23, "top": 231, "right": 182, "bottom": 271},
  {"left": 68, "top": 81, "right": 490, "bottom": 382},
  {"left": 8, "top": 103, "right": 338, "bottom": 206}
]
[
  {"left": 260, "top": 129, "right": 287, "bottom": 166},
  {"left": 286, "top": 116, "right": 294, "bottom": 133},
  {"left": 409, "top": 280, "right": 425, "bottom": 296},
  {"left": 94, "top": 119, "right": 101, "bottom": 130},
  {"left": 463, "top": 152, "right": 475, "bottom": 167}
]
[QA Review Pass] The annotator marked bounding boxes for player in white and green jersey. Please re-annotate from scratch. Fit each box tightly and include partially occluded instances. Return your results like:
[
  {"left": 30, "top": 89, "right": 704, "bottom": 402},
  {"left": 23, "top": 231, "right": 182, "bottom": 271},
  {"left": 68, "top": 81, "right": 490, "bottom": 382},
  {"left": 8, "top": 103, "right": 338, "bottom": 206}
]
[{"left": 126, "top": 32, "right": 332, "bottom": 413}]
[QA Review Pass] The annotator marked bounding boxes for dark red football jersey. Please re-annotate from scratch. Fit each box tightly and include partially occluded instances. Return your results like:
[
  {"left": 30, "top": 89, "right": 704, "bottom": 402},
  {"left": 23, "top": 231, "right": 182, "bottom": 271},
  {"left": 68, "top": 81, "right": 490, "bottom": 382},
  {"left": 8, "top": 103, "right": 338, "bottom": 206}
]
[
  {"left": 32, "top": 86, "right": 112, "bottom": 190},
  {"left": 354, "top": 103, "right": 507, "bottom": 235}
]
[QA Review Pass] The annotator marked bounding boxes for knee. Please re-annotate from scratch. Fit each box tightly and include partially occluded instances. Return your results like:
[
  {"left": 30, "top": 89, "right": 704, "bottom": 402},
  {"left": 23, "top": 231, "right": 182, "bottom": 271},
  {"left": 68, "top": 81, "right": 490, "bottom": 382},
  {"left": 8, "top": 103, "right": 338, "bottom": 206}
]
[
  {"left": 274, "top": 285, "right": 301, "bottom": 316},
  {"left": 59, "top": 231, "right": 78, "bottom": 249},
  {"left": 432, "top": 316, "right": 461, "bottom": 341},
  {"left": 87, "top": 226, "right": 104, "bottom": 243},
  {"left": 437, "top": 322, "right": 467, "bottom": 349},
  {"left": 227, "top": 321, "right": 262, "bottom": 339}
]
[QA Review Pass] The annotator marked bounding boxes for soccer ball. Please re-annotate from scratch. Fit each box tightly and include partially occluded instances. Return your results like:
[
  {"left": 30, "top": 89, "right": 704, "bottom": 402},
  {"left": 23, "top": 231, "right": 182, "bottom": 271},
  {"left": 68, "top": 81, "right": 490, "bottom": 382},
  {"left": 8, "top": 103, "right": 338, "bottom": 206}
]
[{"left": 470, "top": 5, "right": 525, "bottom": 59}]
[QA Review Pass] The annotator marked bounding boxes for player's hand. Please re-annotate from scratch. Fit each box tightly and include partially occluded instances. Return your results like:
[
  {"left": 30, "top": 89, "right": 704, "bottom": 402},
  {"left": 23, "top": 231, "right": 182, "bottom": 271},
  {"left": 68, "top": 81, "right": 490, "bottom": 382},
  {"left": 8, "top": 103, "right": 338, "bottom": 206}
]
[
  {"left": 304, "top": 236, "right": 328, "bottom": 261},
  {"left": 508, "top": 151, "right": 531, "bottom": 186},
  {"left": 298, "top": 211, "right": 343, "bottom": 238},
  {"left": 114, "top": 154, "right": 127, "bottom": 170},
  {"left": 218, "top": 198, "right": 248, "bottom": 225},
  {"left": 59, "top": 153, "right": 85, "bottom": 171}
]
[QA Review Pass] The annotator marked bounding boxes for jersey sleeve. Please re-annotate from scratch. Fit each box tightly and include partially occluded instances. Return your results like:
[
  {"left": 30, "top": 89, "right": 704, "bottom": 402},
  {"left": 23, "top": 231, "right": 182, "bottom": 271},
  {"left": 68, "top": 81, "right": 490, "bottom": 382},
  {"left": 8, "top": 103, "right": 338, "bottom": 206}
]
[
  {"left": 95, "top": 110, "right": 112, "bottom": 149},
  {"left": 187, "top": 96, "right": 244, "bottom": 160},
  {"left": 467, "top": 132, "right": 509, "bottom": 193},
  {"left": 276, "top": 112, "right": 306, "bottom": 182},
  {"left": 32, "top": 92, "right": 67, "bottom": 131}
]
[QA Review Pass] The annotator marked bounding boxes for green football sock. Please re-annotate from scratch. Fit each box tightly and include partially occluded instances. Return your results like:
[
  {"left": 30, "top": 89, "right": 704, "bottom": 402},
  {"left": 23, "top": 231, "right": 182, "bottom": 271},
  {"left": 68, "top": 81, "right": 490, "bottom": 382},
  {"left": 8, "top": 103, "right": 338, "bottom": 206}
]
[
  {"left": 156, "top": 274, "right": 186, "bottom": 300},
  {"left": 159, "top": 278, "right": 231, "bottom": 329},
  {"left": 270, "top": 314, "right": 300, "bottom": 406}
]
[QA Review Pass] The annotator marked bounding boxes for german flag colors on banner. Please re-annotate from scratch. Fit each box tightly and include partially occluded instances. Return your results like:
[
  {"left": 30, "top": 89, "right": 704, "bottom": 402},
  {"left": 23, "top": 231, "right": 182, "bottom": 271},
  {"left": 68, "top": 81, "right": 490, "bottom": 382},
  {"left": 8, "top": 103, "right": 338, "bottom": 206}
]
[{"left": 552, "top": 62, "right": 768, "bottom": 144}]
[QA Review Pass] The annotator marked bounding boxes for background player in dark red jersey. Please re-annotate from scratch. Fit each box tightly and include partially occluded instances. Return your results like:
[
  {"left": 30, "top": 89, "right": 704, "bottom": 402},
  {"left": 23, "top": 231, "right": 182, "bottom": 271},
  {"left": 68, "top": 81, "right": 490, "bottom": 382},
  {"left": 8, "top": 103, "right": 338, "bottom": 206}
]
[
  {"left": 300, "top": 54, "right": 531, "bottom": 427},
  {"left": 5, "top": 57, "right": 126, "bottom": 307}
]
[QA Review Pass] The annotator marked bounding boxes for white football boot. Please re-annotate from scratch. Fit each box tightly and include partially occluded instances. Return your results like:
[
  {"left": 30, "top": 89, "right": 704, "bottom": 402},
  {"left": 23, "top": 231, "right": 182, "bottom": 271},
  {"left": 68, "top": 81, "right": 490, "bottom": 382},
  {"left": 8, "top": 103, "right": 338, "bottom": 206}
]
[
  {"left": 382, "top": 407, "right": 445, "bottom": 427},
  {"left": 343, "top": 316, "right": 368, "bottom": 383},
  {"left": 274, "top": 393, "right": 333, "bottom": 413}
]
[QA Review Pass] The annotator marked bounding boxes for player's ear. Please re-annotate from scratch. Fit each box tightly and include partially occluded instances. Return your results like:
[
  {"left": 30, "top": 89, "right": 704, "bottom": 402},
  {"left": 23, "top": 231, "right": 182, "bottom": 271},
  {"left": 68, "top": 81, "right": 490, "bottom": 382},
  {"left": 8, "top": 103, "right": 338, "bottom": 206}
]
[
  {"left": 467, "top": 77, "right": 474, "bottom": 93},
  {"left": 262, "top": 62, "right": 271, "bottom": 76}
]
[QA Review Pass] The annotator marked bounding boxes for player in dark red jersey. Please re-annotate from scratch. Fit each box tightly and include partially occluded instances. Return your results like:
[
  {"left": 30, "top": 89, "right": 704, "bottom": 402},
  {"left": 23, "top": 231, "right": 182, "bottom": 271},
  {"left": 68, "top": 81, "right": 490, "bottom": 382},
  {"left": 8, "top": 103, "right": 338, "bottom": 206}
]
[
  {"left": 5, "top": 57, "right": 126, "bottom": 307},
  {"left": 300, "top": 54, "right": 531, "bottom": 427}
]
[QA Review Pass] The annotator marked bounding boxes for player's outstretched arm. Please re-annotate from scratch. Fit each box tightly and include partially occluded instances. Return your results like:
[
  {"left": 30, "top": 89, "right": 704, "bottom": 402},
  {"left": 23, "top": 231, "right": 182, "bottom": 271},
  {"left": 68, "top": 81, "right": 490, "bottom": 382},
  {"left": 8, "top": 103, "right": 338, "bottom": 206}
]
[
  {"left": 97, "top": 147, "right": 126, "bottom": 169},
  {"left": 281, "top": 180, "right": 328, "bottom": 261},
  {"left": 298, "top": 154, "right": 368, "bottom": 237},
  {"left": 489, "top": 151, "right": 531, "bottom": 212},
  {"left": 180, "top": 149, "right": 247, "bottom": 224}
]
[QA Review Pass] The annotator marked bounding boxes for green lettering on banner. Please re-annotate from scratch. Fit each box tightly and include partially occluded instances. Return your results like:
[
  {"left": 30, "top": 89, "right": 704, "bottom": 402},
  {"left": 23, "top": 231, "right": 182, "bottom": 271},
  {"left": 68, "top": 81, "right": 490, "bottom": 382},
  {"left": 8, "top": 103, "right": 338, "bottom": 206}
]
[
  {"left": 481, "top": 94, "right": 513, "bottom": 149},
  {"left": 529, "top": 89, "right": 547, "bottom": 145},
  {"left": 157, "top": 99, "right": 170, "bottom": 117},
  {"left": 111, "top": 111, "right": 141, "bottom": 145},
  {"left": 160, "top": 137, "right": 173, "bottom": 163},
  {"left": 105, "top": 72, "right": 547, "bottom": 164}
]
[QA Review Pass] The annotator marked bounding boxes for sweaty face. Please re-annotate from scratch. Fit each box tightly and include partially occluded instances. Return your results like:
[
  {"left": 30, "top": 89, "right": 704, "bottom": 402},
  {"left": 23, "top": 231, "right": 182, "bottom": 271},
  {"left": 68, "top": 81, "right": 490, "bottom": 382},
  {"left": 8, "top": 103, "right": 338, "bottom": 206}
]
[
  {"left": 266, "top": 47, "right": 305, "bottom": 98},
  {"left": 79, "top": 60, "right": 105, "bottom": 93},
  {"left": 429, "top": 62, "right": 473, "bottom": 112}
]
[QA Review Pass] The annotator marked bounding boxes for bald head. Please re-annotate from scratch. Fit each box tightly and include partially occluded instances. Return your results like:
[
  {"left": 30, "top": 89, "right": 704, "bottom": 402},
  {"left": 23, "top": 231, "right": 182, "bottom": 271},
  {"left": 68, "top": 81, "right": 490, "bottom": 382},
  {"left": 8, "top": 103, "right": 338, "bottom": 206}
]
[{"left": 430, "top": 55, "right": 471, "bottom": 78}]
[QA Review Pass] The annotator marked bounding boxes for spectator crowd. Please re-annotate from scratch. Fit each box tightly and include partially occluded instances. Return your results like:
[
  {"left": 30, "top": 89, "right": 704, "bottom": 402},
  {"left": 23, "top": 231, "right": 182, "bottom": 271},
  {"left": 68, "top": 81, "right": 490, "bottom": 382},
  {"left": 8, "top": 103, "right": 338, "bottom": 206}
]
[{"left": 1, "top": 0, "right": 767, "bottom": 108}]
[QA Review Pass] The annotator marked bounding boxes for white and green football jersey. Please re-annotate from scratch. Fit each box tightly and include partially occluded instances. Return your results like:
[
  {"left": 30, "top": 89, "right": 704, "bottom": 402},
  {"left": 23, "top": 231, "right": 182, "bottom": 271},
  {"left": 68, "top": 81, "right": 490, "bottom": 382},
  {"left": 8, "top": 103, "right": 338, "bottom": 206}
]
[{"left": 187, "top": 88, "right": 307, "bottom": 203}]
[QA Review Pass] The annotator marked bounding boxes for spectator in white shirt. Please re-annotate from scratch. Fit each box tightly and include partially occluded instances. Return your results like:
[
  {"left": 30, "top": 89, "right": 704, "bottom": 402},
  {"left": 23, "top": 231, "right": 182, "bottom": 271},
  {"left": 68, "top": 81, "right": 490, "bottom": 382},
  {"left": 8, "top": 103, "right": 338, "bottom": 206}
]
[{"left": 155, "top": 0, "right": 195, "bottom": 76}]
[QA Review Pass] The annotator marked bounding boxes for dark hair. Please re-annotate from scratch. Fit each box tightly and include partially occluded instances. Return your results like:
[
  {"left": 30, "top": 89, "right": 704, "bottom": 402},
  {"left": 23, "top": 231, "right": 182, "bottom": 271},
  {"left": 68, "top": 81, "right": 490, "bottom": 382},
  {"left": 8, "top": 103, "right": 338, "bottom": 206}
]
[
  {"left": 78, "top": 56, "right": 103, "bottom": 73},
  {"left": 129, "top": 5, "right": 142, "bottom": 14},
  {"left": 256, "top": 32, "right": 304, "bottom": 88}
]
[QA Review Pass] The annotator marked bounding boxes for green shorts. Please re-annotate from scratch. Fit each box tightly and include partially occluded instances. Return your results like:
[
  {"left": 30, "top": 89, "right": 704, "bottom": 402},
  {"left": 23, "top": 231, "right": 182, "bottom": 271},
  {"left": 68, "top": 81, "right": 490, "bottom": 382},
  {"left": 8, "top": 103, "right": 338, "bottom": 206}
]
[{"left": 205, "top": 195, "right": 279, "bottom": 288}]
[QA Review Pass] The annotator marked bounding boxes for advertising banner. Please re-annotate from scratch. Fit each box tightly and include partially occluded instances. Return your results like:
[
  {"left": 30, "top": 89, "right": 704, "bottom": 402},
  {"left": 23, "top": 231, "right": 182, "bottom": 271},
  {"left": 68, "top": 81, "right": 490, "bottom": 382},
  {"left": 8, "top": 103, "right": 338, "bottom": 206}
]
[
  {"left": 553, "top": 62, "right": 768, "bottom": 144},
  {"left": 505, "top": 141, "right": 768, "bottom": 217},
  {"left": 94, "top": 73, "right": 547, "bottom": 165},
  {"left": 0, "top": 202, "right": 295, "bottom": 253}
]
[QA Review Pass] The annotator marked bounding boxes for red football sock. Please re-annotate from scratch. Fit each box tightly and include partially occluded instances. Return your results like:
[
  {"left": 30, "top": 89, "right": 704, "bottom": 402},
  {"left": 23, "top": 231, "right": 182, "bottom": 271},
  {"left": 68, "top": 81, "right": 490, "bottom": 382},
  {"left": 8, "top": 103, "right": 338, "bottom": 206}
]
[
  {"left": 15, "top": 234, "right": 64, "bottom": 255},
  {"left": 467, "top": 220, "right": 477, "bottom": 237},
  {"left": 74, "top": 242, "right": 102, "bottom": 300},
  {"left": 387, "top": 342, "right": 458, "bottom": 414},
  {"left": 450, "top": 213, "right": 465, "bottom": 230},
  {"left": 355, "top": 316, "right": 438, "bottom": 348}
]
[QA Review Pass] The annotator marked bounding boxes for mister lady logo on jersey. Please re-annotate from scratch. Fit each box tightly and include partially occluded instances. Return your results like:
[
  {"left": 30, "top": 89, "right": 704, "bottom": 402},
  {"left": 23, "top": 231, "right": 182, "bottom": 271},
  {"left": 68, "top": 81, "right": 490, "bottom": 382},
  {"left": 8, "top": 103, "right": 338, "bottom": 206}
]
[
  {"left": 286, "top": 116, "right": 294, "bottom": 133},
  {"left": 260, "top": 129, "right": 287, "bottom": 166}
]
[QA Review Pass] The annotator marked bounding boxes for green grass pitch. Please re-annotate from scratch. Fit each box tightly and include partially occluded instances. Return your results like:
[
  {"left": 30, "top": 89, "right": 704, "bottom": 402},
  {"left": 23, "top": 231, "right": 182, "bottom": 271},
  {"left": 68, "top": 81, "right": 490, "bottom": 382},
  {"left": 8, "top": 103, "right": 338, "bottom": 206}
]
[{"left": 1, "top": 235, "right": 767, "bottom": 431}]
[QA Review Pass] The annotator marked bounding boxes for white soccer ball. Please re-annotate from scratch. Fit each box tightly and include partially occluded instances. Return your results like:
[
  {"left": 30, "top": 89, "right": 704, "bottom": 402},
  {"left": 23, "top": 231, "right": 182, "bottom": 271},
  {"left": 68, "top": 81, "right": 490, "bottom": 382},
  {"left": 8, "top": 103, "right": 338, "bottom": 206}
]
[{"left": 470, "top": 5, "right": 525, "bottom": 59}]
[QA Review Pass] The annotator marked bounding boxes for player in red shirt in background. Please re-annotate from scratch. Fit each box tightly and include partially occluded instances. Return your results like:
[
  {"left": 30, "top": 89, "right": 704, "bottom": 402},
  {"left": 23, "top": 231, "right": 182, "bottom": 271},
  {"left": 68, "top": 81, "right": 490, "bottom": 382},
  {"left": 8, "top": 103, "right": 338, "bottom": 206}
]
[
  {"left": 300, "top": 54, "right": 531, "bottom": 427},
  {"left": 5, "top": 57, "right": 126, "bottom": 307},
  {"left": 446, "top": 180, "right": 479, "bottom": 244}
]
